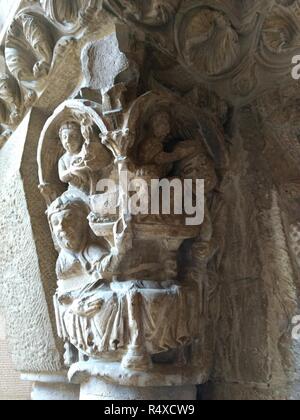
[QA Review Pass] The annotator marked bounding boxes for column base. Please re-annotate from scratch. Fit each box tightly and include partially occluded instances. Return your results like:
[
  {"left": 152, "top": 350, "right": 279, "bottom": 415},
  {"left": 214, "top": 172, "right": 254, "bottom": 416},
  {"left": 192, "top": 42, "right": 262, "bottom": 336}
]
[
  {"left": 80, "top": 377, "right": 197, "bottom": 400},
  {"left": 21, "top": 372, "right": 80, "bottom": 401}
]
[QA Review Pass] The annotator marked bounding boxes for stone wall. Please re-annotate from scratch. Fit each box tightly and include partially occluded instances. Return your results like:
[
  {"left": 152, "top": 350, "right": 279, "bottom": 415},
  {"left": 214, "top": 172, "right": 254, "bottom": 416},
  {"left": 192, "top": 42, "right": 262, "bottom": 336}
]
[
  {"left": 0, "top": 0, "right": 32, "bottom": 401},
  {"left": 0, "top": 313, "right": 31, "bottom": 400}
]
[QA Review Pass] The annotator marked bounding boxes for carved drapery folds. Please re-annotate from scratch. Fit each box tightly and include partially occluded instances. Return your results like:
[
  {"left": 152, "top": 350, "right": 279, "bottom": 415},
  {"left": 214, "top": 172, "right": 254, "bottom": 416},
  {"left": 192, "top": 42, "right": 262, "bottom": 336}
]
[
  {"left": 41, "top": 0, "right": 83, "bottom": 26},
  {"left": 5, "top": 12, "right": 54, "bottom": 83}
]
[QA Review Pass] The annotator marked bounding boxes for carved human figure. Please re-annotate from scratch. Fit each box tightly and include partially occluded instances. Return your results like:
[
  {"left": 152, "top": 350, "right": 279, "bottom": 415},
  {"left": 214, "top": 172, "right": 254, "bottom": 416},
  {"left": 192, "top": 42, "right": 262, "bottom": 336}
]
[
  {"left": 0, "top": 73, "right": 21, "bottom": 125},
  {"left": 175, "top": 139, "right": 218, "bottom": 265},
  {"left": 138, "top": 111, "right": 195, "bottom": 178},
  {"left": 58, "top": 120, "right": 114, "bottom": 197},
  {"left": 48, "top": 197, "right": 110, "bottom": 282},
  {"left": 48, "top": 198, "right": 198, "bottom": 368},
  {"left": 58, "top": 121, "right": 91, "bottom": 193}
]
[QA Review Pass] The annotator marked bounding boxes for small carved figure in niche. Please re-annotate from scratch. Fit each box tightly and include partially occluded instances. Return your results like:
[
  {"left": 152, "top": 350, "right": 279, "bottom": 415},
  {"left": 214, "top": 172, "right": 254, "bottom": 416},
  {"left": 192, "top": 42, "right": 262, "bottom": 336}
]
[
  {"left": 72, "top": 121, "right": 114, "bottom": 193},
  {"left": 138, "top": 111, "right": 195, "bottom": 178},
  {"left": 58, "top": 121, "right": 90, "bottom": 193},
  {"left": 48, "top": 197, "right": 110, "bottom": 282}
]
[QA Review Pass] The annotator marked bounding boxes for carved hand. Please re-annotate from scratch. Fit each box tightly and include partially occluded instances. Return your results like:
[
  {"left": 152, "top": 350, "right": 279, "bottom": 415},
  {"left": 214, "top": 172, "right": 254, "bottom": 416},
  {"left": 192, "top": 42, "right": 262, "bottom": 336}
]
[{"left": 70, "top": 296, "right": 103, "bottom": 318}]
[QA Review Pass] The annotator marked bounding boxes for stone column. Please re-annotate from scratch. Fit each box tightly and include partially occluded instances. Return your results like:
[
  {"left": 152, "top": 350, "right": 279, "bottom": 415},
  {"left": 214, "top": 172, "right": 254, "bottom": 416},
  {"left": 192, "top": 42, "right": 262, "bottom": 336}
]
[
  {"left": 22, "top": 373, "right": 79, "bottom": 401},
  {"left": 80, "top": 380, "right": 196, "bottom": 401}
]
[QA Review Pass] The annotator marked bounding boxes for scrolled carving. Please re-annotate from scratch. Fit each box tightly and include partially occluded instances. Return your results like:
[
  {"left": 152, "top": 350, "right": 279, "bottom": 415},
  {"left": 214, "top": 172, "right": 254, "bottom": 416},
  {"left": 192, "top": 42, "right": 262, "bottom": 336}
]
[
  {"left": 5, "top": 12, "right": 54, "bottom": 83},
  {"left": 261, "top": 6, "right": 300, "bottom": 55},
  {"left": 41, "top": 0, "right": 82, "bottom": 25},
  {"left": 175, "top": 4, "right": 240, "bottom": 77}
]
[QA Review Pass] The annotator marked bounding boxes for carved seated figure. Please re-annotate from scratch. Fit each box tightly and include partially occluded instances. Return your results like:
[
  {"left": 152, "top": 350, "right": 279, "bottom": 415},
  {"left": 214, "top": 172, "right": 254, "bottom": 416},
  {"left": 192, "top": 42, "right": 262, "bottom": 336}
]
[
  {"left": 58, "top": 121, "right": 96, "bottom": 197},
  {"left": 137, "top": 111, "right": 196, "bottom": 178},
  {"left": 59, "top": 121, "right": 114, "bottom": 199},
  {"left": 49, "top": 198, "right": 200, "bottom": 371},
  {"left": 48, "top": 197, "right": 110, "bottom": 288}
]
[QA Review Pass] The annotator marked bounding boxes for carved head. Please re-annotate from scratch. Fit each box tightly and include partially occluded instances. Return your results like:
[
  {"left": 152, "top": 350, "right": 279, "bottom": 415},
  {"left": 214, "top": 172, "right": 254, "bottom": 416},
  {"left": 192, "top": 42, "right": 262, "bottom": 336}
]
[
  {"left": 0, "top": 74, "right": 16, "bottom": 104},
  {"left": 215, "top": 11, "right": 228, "bottom": 29},
  {"left": 59, "top": 121, "right": 83, "bottom": 154},
  {"left": 151, "top": 111, "right": 171, "bottom": 140},
  {"left": 48, "top": 198, "right": 90, "bottom": 252}
]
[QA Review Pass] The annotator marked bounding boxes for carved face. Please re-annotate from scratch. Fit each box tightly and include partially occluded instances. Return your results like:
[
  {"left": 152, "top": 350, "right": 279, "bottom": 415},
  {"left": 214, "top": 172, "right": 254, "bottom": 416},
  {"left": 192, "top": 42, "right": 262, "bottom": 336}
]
[
  {"left": 0, "top": 77, "right": 14, "bottom": 104},
  {"left": 60, "top": 124, "right": 83, "bottom": 154},
  {"left": 152, "top": 112, "right": 171, "bottom": 140},
  {"left": 51, "top": 209, "right": 87, "bottom": 252}
]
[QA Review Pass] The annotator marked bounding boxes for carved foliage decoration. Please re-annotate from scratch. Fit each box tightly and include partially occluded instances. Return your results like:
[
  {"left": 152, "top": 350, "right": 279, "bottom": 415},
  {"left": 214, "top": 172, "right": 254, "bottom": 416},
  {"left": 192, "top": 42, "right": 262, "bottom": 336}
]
[
  {"left": 100, "top": 0, "right": 300, "bottom": 100},
  {"left": 5, "top": 12, "right": 54, "bottom": 83},
  {"left": 2, "top": 0, "right": 300, "bottom": 145},
  {"left": 0, "top": 0, "right": 105, "bottom": 147},
  {"left": 175, "top": 3, "right": 240, "bottom": 77},
  {"left": 259, "top": 4, "right": 300, "bottom": 68}
]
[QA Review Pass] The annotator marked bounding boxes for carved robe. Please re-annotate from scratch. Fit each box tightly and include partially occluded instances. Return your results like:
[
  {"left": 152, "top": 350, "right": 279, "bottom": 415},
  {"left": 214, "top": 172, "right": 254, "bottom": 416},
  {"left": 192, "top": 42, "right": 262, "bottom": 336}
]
[
  {"left": 56, "top": 242, "right": 109, "bottom": 282},
  {"left": 41, "top": 0, "right": 81, "bottom": 24},
  {"left": 54, "top": 283, "right": 200, "bottom": 358}
]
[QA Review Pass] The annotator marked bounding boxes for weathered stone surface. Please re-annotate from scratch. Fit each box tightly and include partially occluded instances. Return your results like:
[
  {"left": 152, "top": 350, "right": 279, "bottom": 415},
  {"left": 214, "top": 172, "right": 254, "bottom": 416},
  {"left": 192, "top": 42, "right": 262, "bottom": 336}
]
[
  {"left": 203, "top": 101, "right": 300, "bottom": 400},
  {"left": 1, "top": 0, "right": 300, "bottom": 401},
  {"left": 0, "top": 313, "right": 31, "bottom": 400},
  {"left": 0, "top": 111, "right": 62, "bottom": 372},
  {"left": 80, "top": 378, "right": 196, "bottom": 401},
  {"left": 82, "top": 33, "right": 130, "bottom": 93}
]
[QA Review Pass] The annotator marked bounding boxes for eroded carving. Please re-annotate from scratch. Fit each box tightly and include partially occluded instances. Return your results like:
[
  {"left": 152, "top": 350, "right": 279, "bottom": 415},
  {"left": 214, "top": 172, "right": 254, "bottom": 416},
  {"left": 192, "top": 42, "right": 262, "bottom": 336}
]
[
  {"left": 5, "top": 12, "right": 54, "bottom": 83},
  {"left": 176, "top": 6, "right": 240, "bottom": 77},
  {"left": 38, "top": 80, "right": 226, "bottom": 382},
  {"left": 105, "top": 0, "right": 178, "bottom": 26}
]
